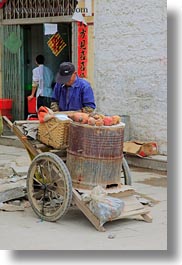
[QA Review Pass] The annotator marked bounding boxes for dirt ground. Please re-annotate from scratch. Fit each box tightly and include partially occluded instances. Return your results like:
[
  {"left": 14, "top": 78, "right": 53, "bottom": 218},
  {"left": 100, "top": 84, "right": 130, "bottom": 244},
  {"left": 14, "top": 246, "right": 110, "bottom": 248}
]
[{"left": 0, "top": 145, "right": 167, "bottom": 250}]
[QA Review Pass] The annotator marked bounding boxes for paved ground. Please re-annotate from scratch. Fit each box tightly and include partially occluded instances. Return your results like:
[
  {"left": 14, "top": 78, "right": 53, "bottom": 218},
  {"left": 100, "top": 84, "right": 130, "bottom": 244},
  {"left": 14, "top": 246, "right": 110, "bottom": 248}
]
[{"left": 0, "top": 145, "right": 167, "bottom": 250}]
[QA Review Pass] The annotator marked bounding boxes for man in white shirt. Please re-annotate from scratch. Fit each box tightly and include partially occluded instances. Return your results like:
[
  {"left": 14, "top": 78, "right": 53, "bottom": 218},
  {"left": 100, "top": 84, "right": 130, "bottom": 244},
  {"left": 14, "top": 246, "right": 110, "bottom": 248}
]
[{"left": 28, "top": 55, "right": 54, "bottom": 110}]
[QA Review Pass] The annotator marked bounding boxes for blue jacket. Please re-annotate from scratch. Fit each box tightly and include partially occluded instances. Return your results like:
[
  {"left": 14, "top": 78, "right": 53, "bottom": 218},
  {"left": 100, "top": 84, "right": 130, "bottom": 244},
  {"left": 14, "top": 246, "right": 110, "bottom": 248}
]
[{"left": 52, "top": 76, "right": 96, "bottom": 111}]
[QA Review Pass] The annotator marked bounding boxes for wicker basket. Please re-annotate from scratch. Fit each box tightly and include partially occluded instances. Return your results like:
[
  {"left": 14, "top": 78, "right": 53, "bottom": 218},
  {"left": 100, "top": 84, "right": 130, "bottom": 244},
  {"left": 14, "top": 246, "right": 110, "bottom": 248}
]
[{"left": 38, "top": 117, "right": 71, "bottom": 149}]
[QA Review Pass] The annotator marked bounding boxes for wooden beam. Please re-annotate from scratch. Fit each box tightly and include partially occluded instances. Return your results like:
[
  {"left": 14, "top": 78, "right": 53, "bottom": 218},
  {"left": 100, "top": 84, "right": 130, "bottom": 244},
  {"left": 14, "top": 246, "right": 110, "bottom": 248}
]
[
  {"left": 2, "top": 116, "right": 13, "bottom": 130},
  {"left": 13, "top": 124, "right": 39, "bottom": 157},
  {"left": 1, "top": 16, "right": 73, "bottom": 25}
]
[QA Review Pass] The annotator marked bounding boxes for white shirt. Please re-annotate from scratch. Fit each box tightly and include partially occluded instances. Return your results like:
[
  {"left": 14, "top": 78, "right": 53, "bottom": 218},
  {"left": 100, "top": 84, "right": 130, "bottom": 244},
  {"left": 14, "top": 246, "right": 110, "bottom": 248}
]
[{"left": 32, "top": 64, "right": 54, "bottom": 97}]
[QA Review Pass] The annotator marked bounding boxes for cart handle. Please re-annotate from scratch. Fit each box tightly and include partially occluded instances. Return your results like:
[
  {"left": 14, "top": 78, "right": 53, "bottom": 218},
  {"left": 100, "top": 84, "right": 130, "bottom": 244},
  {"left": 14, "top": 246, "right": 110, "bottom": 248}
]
[{"left": 2, "top": 116, "right": 13, "bottom": 130}]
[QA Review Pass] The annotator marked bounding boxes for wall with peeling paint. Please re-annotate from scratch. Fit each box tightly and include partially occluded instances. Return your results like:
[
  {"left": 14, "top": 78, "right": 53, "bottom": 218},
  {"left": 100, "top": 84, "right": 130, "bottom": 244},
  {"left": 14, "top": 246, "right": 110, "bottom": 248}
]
[{"left": 94, "top": 0, "right": 167, "bottom": 154}]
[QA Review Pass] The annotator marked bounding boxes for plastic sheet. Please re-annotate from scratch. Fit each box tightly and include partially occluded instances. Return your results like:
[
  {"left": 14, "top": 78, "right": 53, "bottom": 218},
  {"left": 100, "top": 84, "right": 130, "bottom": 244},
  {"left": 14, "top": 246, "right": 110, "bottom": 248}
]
[{"left": 82, "top": 186, "right": 125, "bottom": 226}]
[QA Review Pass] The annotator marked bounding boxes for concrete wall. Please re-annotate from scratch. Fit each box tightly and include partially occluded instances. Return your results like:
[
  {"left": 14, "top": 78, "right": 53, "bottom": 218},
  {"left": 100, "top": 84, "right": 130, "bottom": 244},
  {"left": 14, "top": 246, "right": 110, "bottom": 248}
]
[{"left": 94, "top": 0, "right": 167, "bottom": 154}]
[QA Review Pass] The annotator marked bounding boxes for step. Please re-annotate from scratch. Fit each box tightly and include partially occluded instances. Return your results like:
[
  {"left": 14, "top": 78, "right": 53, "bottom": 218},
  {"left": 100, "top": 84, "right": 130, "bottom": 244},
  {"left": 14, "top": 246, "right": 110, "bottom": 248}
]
[
  {"left": 125, "top": 154, "right": 167, "bottom": 172},
  {"left": 0, "top": 133, "right": 167, "bottom": 172}
]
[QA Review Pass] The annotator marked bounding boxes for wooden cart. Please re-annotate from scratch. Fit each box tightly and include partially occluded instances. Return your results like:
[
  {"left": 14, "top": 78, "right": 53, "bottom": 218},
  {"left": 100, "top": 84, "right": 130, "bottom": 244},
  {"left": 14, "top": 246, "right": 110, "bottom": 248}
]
[{"left": 3, "top": 116, "right": 152, "bottom": 232}]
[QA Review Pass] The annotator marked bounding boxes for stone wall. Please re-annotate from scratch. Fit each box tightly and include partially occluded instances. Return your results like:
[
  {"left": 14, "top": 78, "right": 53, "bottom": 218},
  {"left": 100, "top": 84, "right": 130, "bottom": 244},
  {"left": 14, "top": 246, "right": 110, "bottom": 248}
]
[{"left": 94, "top": 0, "right": 167, "bottom": 154}]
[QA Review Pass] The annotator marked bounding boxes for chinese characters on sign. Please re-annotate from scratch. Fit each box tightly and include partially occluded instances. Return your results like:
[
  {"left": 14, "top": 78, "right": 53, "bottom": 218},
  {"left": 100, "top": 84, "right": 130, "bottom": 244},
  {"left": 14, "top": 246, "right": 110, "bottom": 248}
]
[
  {"left": 47, "top": 32, "right": 67, "bottom": 56},
  {"left": 77, "top": 22, "right": 88, "bottom": 78}
]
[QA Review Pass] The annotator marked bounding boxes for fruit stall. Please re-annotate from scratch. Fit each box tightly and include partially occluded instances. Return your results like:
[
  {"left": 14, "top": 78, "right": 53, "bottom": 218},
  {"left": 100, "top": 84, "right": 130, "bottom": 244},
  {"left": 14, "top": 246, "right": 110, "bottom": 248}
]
[{"left": 2, "top": 111, "right": 152, "bottom": 231}]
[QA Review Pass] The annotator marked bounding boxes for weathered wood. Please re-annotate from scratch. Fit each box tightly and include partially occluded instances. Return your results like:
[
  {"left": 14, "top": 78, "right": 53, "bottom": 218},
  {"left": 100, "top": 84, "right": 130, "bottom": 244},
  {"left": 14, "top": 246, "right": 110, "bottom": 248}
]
[
  {"left": 113, "top": 208, "right": 151, "bottom": 221},
  {"left": 2, "top": 16, "right": 73, "bottom": 25},
  {"left": 7, "top": 119, "right": 153, "bottom": 230},
  {"left": 0, "top": 187, "right": 25, "bottom": 203},
  {"left": 141, "top": 213, "right": 153, "bottom": 223},
  {"left": 2, "top": 116, "right": 13, "bottom": 129},
  {"left": 13, "top": 125, "right": 39, "bottom": 157},
  {"left": 118, "top": 195, "right": 145, "bottom": 212},
  {"left": 67, "top": 122, "right": 125, "bottom": 190},
  {"left": 73, "top": 188, "right": 152, "bottom": 231},
  {"left": 76, "top": 185, "right": 136, "bottom": 198},
  {"left": 14, "top": 120, "right": 39, "bottom": 125},
  {"left": 34, "top": 143, "right": 49, "bottom": 149},
  {"left": 107, "top": 185, "right": 136, "bottom": 198},
  {"left": 72, "top": 189, "right": 106, "bottom": 232}
]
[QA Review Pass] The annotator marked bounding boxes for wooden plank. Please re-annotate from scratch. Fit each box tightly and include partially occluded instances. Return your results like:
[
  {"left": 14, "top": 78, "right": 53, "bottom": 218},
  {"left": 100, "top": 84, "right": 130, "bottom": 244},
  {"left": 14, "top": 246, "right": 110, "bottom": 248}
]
[
  {"left": 113, "top": 208, "right": 151, "bottom": 221},
  {"left": 72, "top": 189, "right": 106, "bottom": 232},
  {"left": 14, "top": 120, "right": 39, "bottom": 125},
  {"left": 72, "top": 189, "right": 152, "bottom": 230},
  {"left": 2, "top": 16, "right": 73, "bottom": 25},
  {"left": 141, "top": 213, "right": 153, "bottom": 223},
  {"left": 109, "top": 189, "right": 136, "bottom": 198},
  {"left": 76, "top": 185, "right": 135, "bottom": 197},
  {"left": 34, "top": 143, "right": 49, "bottom": 149},
  {"left": 2, "top": 116, "right": 13, "bottom": 129},
  {"left": 119, "top": 195, "right": 145, "bottom": 212}
]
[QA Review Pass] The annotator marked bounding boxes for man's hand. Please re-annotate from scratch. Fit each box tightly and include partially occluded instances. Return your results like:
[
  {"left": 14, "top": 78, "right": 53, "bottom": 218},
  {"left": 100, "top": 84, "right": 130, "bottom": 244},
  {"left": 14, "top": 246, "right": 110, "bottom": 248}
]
[
  {"left": 50, "top": 102, "right": 59, "bottom": 112},
  {"left": 82, "top": 106, "right": 94, "bottom": 113}
]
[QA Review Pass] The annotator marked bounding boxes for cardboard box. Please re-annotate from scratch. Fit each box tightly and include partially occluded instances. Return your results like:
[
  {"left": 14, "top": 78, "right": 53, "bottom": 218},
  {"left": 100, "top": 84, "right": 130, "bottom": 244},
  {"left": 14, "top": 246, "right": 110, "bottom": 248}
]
[{"left": 123, "top": 141, "right": 158, "bottom": 157}]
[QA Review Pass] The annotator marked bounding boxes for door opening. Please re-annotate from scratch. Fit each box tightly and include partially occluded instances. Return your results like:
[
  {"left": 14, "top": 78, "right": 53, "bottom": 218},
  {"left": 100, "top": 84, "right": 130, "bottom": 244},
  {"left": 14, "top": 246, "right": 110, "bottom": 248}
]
[{"left": 23, "top": 23, "right": 72, "bottom": 118}]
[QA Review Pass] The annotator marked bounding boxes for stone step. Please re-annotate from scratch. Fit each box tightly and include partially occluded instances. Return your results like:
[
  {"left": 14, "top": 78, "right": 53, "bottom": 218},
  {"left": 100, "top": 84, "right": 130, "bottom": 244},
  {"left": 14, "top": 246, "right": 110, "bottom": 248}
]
[
  {"left": 1, "top": 122, "right": 167, "bottom": 172},
  {"left": 125, "top": 154, "right": 167, "bottom": 172}
]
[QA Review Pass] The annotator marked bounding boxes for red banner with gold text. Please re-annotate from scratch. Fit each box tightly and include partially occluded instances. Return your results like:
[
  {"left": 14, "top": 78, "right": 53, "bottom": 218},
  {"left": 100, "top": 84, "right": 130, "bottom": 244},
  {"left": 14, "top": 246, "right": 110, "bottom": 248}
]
[{"left": 77, "top": 22, "right": 88, "bottom": 78}]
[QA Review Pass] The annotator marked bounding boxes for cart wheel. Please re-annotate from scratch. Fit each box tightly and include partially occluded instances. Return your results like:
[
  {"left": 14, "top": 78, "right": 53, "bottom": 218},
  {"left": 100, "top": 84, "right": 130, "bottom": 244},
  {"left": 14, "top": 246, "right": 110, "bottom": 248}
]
[
  {"left": 121, "top": 156, "right": 132, "bottom": 185},
  {"left": 27, "top": 152, "right": 72, "bottom": 222}
]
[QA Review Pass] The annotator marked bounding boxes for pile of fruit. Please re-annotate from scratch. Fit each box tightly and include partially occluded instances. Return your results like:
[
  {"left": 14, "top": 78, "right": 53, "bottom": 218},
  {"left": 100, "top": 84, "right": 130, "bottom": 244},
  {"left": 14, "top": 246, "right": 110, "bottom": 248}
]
[{"left": 68, "top": 112, "right": 121, "bottom": 126}]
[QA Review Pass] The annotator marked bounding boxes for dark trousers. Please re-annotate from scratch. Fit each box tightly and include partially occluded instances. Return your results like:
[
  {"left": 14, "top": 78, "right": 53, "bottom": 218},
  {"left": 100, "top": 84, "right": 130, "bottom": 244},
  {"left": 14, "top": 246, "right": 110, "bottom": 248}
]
[{"left": 37, "top": 96, "right": 52, "bottom": 110}]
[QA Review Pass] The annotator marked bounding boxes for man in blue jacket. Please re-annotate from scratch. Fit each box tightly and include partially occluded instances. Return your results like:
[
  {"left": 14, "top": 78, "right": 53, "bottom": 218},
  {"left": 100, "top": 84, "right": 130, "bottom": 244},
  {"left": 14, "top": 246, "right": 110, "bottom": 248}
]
[{"left": 51, "top": 62, "right": 96, "bottom": 113}]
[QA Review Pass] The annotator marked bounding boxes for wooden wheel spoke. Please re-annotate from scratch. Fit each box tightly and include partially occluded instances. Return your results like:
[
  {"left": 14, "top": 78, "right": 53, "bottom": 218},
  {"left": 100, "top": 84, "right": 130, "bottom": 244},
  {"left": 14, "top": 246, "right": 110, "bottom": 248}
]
[
  {"left": 51, "top": 170, "right": 64, "bottom": 183},
  {"left": 47, "top": 187, "right": 65, "bottom": 200},
  {"left": 33, "top": 176, "right": 44, "bottom": 186},
  {"left": 41, "top": 160, "right": 52, "bottom": 178},
  {"left": 32, "top": 189, "right": 44, "bottom": 199}
]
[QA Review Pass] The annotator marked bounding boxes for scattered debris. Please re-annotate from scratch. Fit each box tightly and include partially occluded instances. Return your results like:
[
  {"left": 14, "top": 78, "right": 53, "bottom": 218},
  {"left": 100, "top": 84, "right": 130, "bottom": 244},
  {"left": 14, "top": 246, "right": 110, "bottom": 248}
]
[
  {"left": 0, "top": 167, "right": 27, "bottom": 209},
  {"left": 9, "top": 175, "right": 27, "bottom": 183},
  {"left": 0, "top": 202, "right": 24, "bottom": 212},
  {"left": 10, "top": 200, "right": 21, "bottom": 206},
  {"left": 23, "top": 200, "right": 31, "bottom": 208},
  {"left": 10, "top": 167, "right": 21, "bottom": 178},
  {"left": 108, "top": 233, "right": 116, "bottom": 239},
  {"left": 135, "top": 193, "right": 159, "bottom": 206},
  {"left": 0, "top": 186, "right": 25, "bottom": 203},
  {"left": 138, "top": 197, "right": 150, "bottom": 205}
]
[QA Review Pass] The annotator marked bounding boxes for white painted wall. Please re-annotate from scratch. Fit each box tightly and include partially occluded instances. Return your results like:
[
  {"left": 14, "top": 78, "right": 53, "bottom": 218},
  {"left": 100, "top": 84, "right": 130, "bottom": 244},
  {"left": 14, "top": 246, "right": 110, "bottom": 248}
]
[{"left": 94, "top": 0, "right": 167, "bottom": 154}]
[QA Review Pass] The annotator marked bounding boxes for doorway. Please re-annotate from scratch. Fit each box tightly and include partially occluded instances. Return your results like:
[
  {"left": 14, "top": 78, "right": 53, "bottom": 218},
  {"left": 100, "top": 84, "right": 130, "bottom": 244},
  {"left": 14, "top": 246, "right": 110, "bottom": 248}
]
[{"left": 23, "top": 23, "right": 72, "bottom": 118}]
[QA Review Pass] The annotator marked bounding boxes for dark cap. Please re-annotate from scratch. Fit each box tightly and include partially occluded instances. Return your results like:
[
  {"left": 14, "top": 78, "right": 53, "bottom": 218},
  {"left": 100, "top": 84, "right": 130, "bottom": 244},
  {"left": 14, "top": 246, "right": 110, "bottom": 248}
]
[{"left": 56, "top": 62, "right": 75, "bottom": 84}]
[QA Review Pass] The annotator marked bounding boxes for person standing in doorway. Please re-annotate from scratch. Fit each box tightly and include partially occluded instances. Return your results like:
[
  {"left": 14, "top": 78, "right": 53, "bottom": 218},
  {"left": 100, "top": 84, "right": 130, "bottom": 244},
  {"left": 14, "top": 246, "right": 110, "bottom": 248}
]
[{"left": 28, "top": 54, "right": 54, "bottom": 110}]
